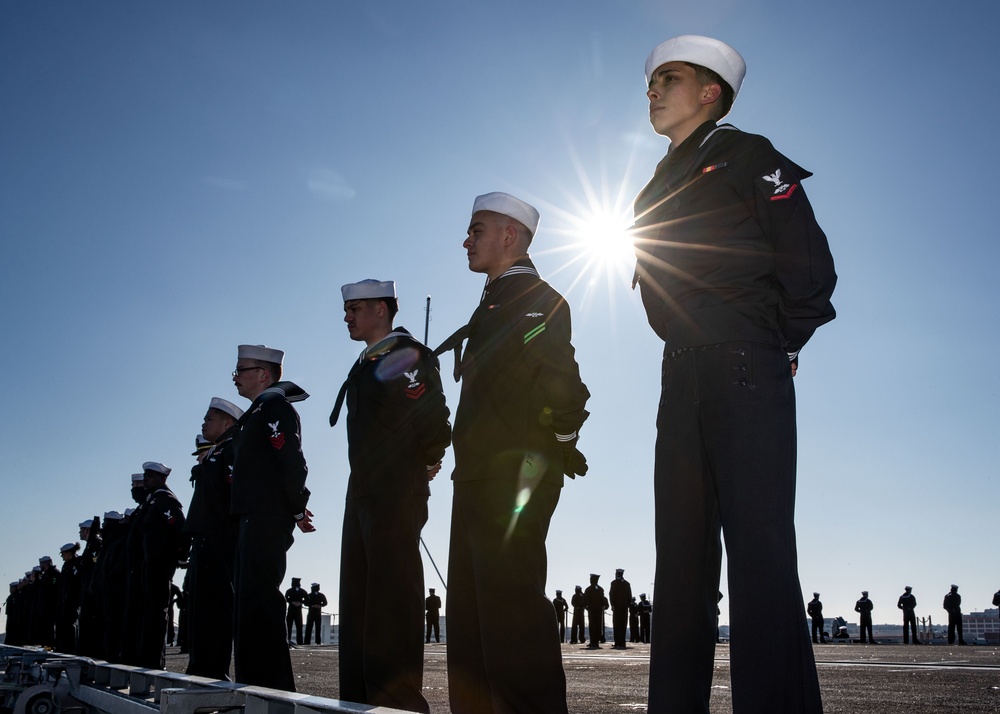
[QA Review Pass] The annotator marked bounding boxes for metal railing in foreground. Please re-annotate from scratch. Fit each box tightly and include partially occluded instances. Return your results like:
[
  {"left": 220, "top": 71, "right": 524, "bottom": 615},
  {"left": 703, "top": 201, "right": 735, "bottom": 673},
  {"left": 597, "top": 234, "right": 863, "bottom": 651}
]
[{"left": 0, "top": 645, "right": 409, "bottom": 714}]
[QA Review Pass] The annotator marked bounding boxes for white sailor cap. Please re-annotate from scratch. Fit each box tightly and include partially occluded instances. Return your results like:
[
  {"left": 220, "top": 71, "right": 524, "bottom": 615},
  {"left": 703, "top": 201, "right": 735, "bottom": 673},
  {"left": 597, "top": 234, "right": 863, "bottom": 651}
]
[
  {"left": 472, "top": 192, "right": 540, "bottom": 236},
  {"left": 342, "top": 279, "right": 396, "bottom": 302},
  {"left": 79, "top": 519, "right": 94, "bottom": 529},
  {"left": 238, "top": 344, "right": 284, "bottom": 365},
  {"left": 143, "top": 461, "right": 171, "bottom": 477},
  {"left": 209, "top": 397, "right": 244, "bottom": 420},
  {"left": 645, "top": 35, "right": 746, "bottom": 101},
  {"left": 105, "top": 510, "right": 124, "bottom": 521},
  {"left": 39, "top": 556, "right": 52, "bottom": 564},
  {"left": 60, "top": 543, "right": 76, "bottom": 553},
  {"left": 131, "top": 473, "right": 145, "bottom": 484}
]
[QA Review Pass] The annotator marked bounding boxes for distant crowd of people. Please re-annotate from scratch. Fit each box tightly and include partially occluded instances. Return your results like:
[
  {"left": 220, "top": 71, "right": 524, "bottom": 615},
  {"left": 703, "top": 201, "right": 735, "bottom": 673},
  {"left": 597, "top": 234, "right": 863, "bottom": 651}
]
[
  {"left": 551, "top": 569, "right": 653, "bottom": 648},
  {"left": 3, "top": 479, "right": 185, "bottom": 668},
  {"left": 806, "top": 585, "right": 1000, "bottom": 645}
]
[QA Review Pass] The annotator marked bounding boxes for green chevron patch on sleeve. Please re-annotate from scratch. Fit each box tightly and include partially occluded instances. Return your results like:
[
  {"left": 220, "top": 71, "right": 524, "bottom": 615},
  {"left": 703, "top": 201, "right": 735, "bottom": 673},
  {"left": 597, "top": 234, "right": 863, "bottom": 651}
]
[{"left": 524, "top": 323, "right": 546, "bottom": 344}]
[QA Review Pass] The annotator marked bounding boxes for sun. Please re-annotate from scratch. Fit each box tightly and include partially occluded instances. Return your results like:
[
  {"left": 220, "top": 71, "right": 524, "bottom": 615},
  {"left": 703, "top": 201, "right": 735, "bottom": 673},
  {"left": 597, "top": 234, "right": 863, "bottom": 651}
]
[
  {"left": 539, "top": 198, "right": 637, "bottom": 307},
  {"left": 575, "top": 210, "right": 636, "bottom": 269}
]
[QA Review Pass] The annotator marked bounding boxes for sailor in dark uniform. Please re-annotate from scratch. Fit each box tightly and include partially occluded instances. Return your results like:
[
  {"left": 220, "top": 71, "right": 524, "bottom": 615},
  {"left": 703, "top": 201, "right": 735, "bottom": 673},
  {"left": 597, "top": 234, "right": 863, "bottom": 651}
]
[
  {"left": 76, "top": 517, "right": 102, "bottom": 656},
  {"left": 305, "top": 583, "right": 328, "bottom": 644},
  {"left": 184, "top": 397, "right": 243, "bottom": 679},
  {"left": 36, "top": 555, "right": 60, "bottom": 648},
  {"left": 438, "top": 193, "right": 590, "bottom": 714},
  {"left": 92, "top": 510, "right": 127, "bottom": 660},
  {"left": 583, "top": 574, "right": 608, "bottom": 649},
  {"left": 285, "top": 577, "right": 306, "bottom": 645},
  {"left": 552, "top": 590, "right": 569, "bottom": 643},
  {"left": 855, "top": 591, "right": 874, "bottom": 643},
  {"left": 570, "top": 585, "right": 586, "bottom": 644},
  {"left": 4, "top": 581, "right": 21, "bottom": 646},
  {"left": 633, "top": 35, "right": 835, "bottom": 712},
  {"left": 56, "top": 543, "right": 83, "bottom": 653},
  {"left": 943, "top": 584, "right": 966, "bottom": 645},
  {"left": 136, "top": 461, "right": 188, "bottom": 669},
  {"left": 332, "top": 278, "right": 451, "bottom": 713},
  {"left": 231, "top": 344, "right": 314, "bottom": 691},
  {"left": 426, "top": 588, "right": 442, "bottom": 643},
  {"left": 122, "top": 473, "right": 150, "bottom": 664},
  {"left": 807, "top": 593, "right": 825, "bottom": 644},
  {"left": 897, "top": 586, "right": 919, "bottom": 644},
  {"left": 609, "top": 568, "right": 632, "bottom": 648},
  {"left": 637, "top": 594, "right": 652, "bottom": 644}
]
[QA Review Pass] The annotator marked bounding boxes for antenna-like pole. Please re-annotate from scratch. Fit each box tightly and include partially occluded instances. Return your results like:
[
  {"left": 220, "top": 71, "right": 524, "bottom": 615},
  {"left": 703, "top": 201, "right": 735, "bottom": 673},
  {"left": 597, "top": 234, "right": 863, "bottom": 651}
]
[{"left": 419, "top": 293, "right": 447, "bottom": 589}]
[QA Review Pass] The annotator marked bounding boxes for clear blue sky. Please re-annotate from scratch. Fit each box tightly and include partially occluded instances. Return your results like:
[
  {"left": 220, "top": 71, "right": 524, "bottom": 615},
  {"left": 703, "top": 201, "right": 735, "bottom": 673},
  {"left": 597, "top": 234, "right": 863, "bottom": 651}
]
[{"left": 3, "top": 0, "right": 998, "bottom": 633}]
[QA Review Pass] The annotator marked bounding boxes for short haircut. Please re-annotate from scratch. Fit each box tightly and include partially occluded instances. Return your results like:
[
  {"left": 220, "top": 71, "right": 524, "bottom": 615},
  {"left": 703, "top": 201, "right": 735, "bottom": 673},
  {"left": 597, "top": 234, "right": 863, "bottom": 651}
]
[
  {"left": 685, "top": 62, "right": 735, "bottom": 120},
  {"left": 252, "top": 359, "right": 282, "bottom": 381},
  {"left": 365, "top": 297, "right": 399, "bottom": 319}
]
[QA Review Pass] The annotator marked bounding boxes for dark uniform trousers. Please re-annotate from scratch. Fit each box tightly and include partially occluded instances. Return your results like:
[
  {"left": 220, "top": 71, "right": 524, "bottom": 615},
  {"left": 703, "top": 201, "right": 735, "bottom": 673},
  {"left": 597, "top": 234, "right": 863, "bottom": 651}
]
[
  {"left": 612, "top": 607, "right": 628, "bottom": 648},
  {"left": 137, "top": 562, "right": 177, "bottom": 668},
  {"left": 233, "top": 514, "right": 295, "bottom": 691},
  {"left": 648, "top": 343, "right": 822, "bottom": 714},
  {"left": 587, "top": 607, "right": 604, "bottom": 647},
  {"left": 339, "top": 493, "right": 429, "bottom": 713},
  {"left": 286, "top": 603, "right": 304, "bottom": 644},
  {"left": 902, "top": 608, "right": 918, "bottom": 643},
  {"left": 570, "top": 603, "right": 586, "bottom": 644},
  {"left": 305, "top": 606, "right": 323, "bottom": 645},
  {"left": 447, "top": 479, "right": 568, "bottom": 714},
  {"left": 186, "top": 534, "right": 236, "bottom": 679}
]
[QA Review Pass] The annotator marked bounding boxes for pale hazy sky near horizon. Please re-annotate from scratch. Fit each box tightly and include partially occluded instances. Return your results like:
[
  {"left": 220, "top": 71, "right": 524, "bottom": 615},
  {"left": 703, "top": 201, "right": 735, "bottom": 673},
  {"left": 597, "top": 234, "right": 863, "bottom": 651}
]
[{"left": 2, "top": 0, "right": 999, "bottom": 634}]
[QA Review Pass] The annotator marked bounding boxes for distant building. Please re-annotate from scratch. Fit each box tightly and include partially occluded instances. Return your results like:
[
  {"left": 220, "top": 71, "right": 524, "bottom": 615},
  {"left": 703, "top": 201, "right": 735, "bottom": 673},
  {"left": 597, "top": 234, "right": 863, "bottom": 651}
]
[{"left": 962, "top": 608, "right": 999, "bottom": 643}]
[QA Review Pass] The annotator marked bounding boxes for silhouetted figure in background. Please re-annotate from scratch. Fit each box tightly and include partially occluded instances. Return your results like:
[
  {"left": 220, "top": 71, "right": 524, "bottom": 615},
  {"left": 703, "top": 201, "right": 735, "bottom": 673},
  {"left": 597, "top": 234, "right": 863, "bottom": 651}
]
[
  {"left": 552, "top": 590, "right": 568, "bottom": 643},
  {"left": 426, "top": 588, "right": 442, "bottom": 643},
  {"left": 304, "top": 582, "right": 327, "bottom": 644},
  {"left": 855, "top": 591, "right": 874, "bottom": 644},
  {"left": 897, "top": 586, "right": 919, "bottom": 644},
  {"left": 944, "top": 584, "right": 966, "bottom": 645},
  {"left": 583, "top": 574, "right": 608, "bottom": 649},
  {"left": 629, "top": 597, "right": 640, "bottom": 643},
  {"left": 570, "top": 585, "right": 586, "bottom": 645},
  {"left": 285, "top": 577, "right": 306, "bottom": 645},
  {"left": 638, "top": 594, "right": 652, "bottom": 644},
  {"left": 609, "top": 569, "right": 632, "bottom": 648},
  {"left": 807, "top": 593, "right": 825, "bottom": 644},
  {"left": 167, "top": 582, "right": 182, "bottom": 646}
]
